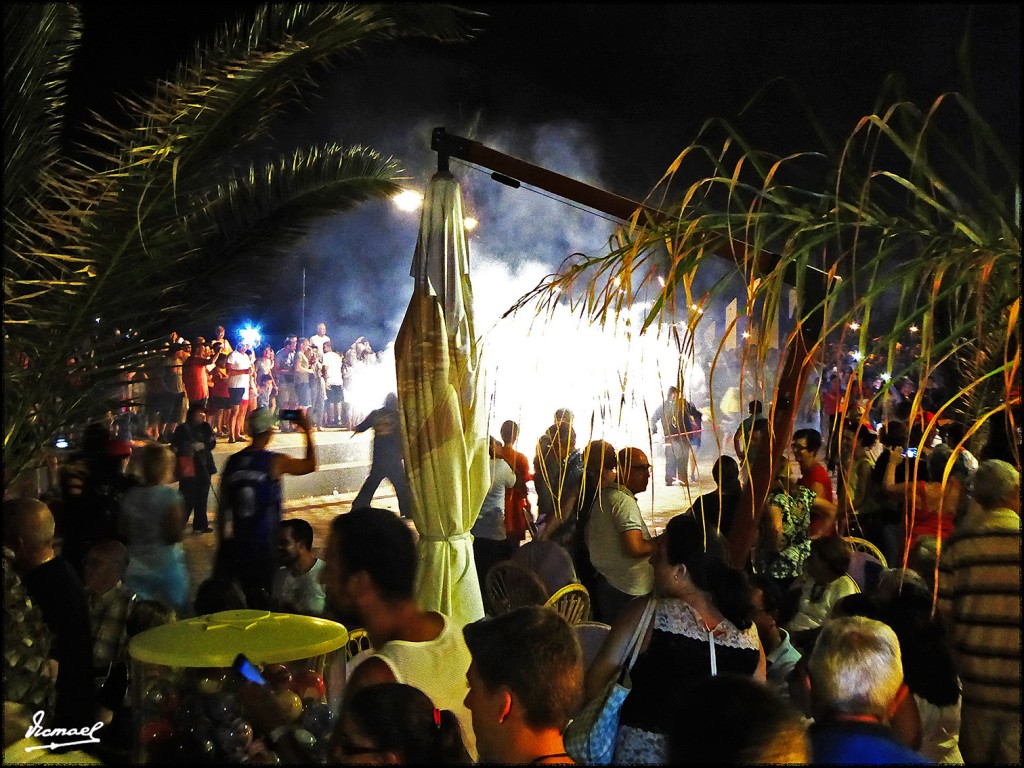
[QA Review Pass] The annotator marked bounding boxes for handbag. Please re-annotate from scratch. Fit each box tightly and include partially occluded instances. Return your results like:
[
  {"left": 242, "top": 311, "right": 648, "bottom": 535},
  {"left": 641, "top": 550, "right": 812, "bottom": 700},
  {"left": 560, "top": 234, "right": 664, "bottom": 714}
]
[
  {"left": 564, "top": 597, "right": 656, "bottom": 764},
  {"left": 175, "top": 454, "right": 196, "bottom": 480}
]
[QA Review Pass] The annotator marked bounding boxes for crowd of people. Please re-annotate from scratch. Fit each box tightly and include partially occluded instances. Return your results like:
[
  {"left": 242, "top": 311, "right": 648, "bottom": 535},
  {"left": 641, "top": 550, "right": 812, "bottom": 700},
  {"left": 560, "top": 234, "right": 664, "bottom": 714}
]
[
  {"left": 3, "top": 340, "right": 1021, "bottom": 764},
  {"left": 102, "top": 323, "right": 392, "bottom": 449}
]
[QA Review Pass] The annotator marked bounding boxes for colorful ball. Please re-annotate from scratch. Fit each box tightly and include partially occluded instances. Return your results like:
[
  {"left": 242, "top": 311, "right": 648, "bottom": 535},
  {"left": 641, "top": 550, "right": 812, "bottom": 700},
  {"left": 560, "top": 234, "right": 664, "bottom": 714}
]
[
  {"left": 262, "top": 663, "right": 293, "bottom": 690},
  {"left": 139, "top": 717, "right": 175, "bottom": 746},
  {"left": 273, "top": 689, "right": 305, "bottom": 722},
  {"left": 142, "top": 678, "right": 177, "bottom": 715},
  {"left": 196, "top": 670, "right": 226, "bottom": 695},
  {"left": 291, "top": 669, "right": 325, "bottom": 701},
  {"left": 300, "top": 701, "right": 336, "bottom": 739},
  {"left": 206, "top": 690, "right": 241, "bottom": 724}
]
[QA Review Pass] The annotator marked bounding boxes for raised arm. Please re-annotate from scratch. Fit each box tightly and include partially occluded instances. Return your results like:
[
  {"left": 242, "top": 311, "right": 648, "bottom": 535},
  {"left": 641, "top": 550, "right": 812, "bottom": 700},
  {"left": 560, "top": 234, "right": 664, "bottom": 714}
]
[{"left": 272, "top": 410, "right": 317, "bottom": 478}]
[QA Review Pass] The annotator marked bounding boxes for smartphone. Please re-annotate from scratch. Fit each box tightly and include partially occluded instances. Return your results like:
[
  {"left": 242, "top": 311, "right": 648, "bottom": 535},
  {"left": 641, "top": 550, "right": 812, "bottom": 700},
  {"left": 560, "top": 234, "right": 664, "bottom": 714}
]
[
  {"left": 903, "top": 446, "right": 918, "bottom": 459},
  {"left": 233, "top": 654, "right": 268, "bottom": 686},
  {"left": 279, "top": 409, "right": 301, "bottom": 422}
]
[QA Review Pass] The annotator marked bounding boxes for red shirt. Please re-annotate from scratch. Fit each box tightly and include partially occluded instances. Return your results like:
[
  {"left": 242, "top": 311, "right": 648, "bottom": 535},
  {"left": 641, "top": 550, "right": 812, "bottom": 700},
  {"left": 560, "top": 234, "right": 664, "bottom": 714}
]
[
  {"left": 183, "top": 356, "right": 211, "bottom": 401},
  {"left": 211, "top": 367, "right": 230, "bottom": 399},
  {"left": 498, "top": 446, "right": 532, "bottom": 541},
  {"left": 798, "top": 462, "right": 834, "bottom": 502},
  {"left": 821, "top": 378, "right": 842, "bottom": 415}
]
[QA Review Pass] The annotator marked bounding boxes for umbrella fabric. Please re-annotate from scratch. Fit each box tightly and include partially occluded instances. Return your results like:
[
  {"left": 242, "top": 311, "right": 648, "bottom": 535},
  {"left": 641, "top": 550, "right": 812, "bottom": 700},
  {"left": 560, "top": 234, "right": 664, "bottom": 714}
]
[{"left": 395, "top": 172, "right": 490, "bottom": 625}]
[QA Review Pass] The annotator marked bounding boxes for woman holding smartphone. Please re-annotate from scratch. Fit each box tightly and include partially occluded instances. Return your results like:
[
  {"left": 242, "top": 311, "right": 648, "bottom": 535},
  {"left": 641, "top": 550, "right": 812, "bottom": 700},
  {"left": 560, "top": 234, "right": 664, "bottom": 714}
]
[{"left": 882, "top": 428, "right": 957, "bottom": 562}]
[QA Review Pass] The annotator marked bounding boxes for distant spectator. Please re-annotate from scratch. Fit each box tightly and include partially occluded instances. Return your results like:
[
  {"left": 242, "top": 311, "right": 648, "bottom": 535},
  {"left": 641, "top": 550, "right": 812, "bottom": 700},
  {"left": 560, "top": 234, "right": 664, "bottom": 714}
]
[
  {"left": 882, "top": 440, "right": 956, "bottom": 562},
  {"left": 585, "top": 447, "right": 657, "bottom": 624},
  {"left": 217, "top": 407, "right": 317, "bottom": 608},
  {"left": 119, "top": 443, "right": 189, "bottom": 613},
  {"left": 792, "top": 429, "right": 835, "bottom": 536},
  {"left": 271, "top": 518, "right": 326, "bottom": 616},
  {"left": 533, "top": 421, "right": 583, "bottom": 533},
  {"left": 83, "top": 540, "right": 135, "bottom": 686},
  {"left": 784, "top": 536, "right": 859, "bottom": 652},
  {"left": 193, "top": 574, "right": 247, "bottom": 615},
  {"left": 650, "top": 386, "right": 701, "bottom": 485},
  {"left": 733, "top": 399, "right": 768, "bottom": 464},
  {"left": 754, "top": 460, "right": 832, "bottom": 594},
  {"left": 169, "top": 403, "right": 217, "bottom": 534},
  {"left": 497, "top": 420, "right": 533, "bottom": 544},
  {"left": 685, "top": 455, "right": 742, "bottom": 538},
  {"left": 749, "top": 574, "right": 802, "bottom": 700},
  {"left": 471, "top": 438, "right": 517, "bottom": 590},
  {"left": 351, "top": 393, "right": 412, "bottom": 519}
]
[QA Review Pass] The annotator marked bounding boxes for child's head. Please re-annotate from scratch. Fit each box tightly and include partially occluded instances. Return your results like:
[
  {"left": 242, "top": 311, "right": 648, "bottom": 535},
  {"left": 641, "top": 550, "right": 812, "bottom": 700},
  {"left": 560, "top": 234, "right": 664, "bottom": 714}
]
[
  {"left": 807, "top": 537, "right": 852, "bottom": 585},
  {"left": 127, "top": 599, "right": 176, "bottom": 637}
]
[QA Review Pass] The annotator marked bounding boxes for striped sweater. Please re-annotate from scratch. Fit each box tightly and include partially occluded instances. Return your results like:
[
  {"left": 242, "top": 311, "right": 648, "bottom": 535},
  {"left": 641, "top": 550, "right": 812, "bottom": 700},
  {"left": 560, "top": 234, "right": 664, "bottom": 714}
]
[{"left": 937, "top": 507, "right": 1021, "bottom": 714}]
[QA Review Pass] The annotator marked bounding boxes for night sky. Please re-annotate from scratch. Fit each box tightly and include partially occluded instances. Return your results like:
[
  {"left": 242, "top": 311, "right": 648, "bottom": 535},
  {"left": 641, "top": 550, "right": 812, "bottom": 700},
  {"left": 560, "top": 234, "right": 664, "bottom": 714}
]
[{"left": 64, "top": 3, "right": 1020, "bottom": 350}]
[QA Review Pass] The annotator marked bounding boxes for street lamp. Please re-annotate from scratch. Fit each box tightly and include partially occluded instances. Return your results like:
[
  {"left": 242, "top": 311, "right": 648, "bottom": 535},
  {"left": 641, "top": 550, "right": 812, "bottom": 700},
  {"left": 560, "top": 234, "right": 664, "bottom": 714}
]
[{"left": 392, "top": 189, "right": 423, "bottom": 211}]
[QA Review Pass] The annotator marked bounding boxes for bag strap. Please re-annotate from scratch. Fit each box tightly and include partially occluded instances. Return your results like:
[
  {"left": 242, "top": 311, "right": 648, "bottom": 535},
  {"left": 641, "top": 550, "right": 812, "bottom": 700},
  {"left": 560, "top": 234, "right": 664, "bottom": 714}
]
[{"left": 618, "top": 597, "right": 657, "bottom": 683}]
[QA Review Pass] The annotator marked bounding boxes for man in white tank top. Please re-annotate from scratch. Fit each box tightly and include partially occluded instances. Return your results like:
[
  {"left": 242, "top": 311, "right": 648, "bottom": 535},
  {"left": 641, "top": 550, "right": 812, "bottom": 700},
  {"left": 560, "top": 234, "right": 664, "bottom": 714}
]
[{"left": 323, "top": 507, "right": 477, "bottom": 759}]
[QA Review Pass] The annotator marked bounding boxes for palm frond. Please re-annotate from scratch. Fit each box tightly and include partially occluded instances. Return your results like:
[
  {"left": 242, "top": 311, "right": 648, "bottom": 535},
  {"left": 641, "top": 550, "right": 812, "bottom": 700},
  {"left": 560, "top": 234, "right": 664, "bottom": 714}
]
[{"left": 4, "top": 2, "right": 476, "bottom": 489}]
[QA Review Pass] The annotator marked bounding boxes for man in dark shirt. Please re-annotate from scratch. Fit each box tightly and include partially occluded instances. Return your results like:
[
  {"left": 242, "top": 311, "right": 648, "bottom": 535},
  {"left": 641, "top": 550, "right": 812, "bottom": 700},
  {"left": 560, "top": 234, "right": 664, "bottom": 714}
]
[
  {"left": 217, "top": 407, "right": 317, "bottom": 608},
  {"left": 6, "top": 497, "right": 96, "bottom": 730},
  {"left": 351, "top": 393, "right": 412, "bottom": 518}
]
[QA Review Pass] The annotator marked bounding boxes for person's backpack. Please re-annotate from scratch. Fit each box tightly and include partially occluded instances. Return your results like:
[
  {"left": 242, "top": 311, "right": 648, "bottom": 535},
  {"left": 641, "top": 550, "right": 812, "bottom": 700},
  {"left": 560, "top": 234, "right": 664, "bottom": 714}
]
[{"left": 684, "top": 399, "right": 700, "bottom": 436}]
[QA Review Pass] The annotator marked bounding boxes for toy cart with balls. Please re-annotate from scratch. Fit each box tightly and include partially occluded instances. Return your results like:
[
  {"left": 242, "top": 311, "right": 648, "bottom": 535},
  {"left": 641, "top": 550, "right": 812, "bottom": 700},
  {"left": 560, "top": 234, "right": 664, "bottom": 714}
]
[{"left": 128, "top": 609, "right": 348, "bottom": 763}]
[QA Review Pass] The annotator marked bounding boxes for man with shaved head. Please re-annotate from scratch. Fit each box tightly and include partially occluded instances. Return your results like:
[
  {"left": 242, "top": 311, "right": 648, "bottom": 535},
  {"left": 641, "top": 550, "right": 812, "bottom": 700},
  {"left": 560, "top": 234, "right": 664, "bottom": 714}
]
[
  {"left": 5, "top": 497, "right": 96, "bottom": 728},
  {"left": 585, "top": 446, "right": 658, "bottom": 623}
]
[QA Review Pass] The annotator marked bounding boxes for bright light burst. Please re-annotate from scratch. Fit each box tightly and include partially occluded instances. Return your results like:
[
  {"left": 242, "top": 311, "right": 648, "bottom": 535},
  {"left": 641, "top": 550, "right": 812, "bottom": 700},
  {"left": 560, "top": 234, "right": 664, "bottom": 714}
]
[
  {"left": 909, "top": 324, "right": 919, "bottom": 333},
  {"left": 393, "top": 189, "right": 424, "bottom": 211},
  {"left": 850, "top": 350, "right": 863, "bottom": 362},
  {"left": 849, "top": 322, "right": 860, "bottom": 330},
  {"left": 464, "top": 217, "right": 478, "bottom": 230},
  {"left": 880, "top": 372, "right": 892, "bottom": 382},
  {"left": 237, "top": 323, "right": 262, "bottom": 348},
  {"left": 472, "top": 259, "right": 696, "bottom": 449}
]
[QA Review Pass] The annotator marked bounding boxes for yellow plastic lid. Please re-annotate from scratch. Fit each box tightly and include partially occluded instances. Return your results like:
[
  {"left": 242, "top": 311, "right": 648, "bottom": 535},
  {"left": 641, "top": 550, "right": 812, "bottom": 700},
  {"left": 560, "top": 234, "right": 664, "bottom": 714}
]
[{"left": 128, "top": 610, "right": 349, "bottom": 667}]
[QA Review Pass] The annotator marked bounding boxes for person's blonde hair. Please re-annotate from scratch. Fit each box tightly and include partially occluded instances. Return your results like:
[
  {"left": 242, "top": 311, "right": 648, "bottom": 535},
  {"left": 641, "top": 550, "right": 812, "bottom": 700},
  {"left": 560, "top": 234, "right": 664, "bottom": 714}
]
[{"left": 138, "top": 442, "right": 174, "bottom": 485}]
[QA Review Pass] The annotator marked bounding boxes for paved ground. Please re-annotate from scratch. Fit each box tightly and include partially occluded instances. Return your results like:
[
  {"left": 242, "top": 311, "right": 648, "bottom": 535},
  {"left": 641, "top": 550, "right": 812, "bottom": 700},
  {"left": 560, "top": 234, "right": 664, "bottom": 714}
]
[{"left": 180, "top": 430, "right": 729, "bottom": 612}]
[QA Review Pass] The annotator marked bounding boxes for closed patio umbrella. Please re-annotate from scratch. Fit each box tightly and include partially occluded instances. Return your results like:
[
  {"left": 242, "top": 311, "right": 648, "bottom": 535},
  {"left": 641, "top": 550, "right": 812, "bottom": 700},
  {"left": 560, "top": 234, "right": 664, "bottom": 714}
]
[{"left": 395, "top": 171, "right": 490, "bottom": 625}]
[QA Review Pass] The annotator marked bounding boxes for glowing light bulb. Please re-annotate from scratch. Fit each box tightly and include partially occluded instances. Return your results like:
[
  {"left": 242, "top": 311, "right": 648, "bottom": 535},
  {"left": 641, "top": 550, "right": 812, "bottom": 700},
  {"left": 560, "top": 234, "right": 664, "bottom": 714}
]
[
  {"left": 742, "top": 331, "right": 751, "bottom": 339},
  {"left": 463, "top": 217, "right": 478, "bottom": 230},
  {"left": 909, "top": 325, "right": 919, "bottom": 333},
  {"left": 690, "top": 304, "right": 699, "bottom": 311},
  {"left": 392, "top": 189, "right": 423, "bottom": 211},
  {"left": 849, "top": 322, "right": 860, "bottom": 330},
  {"left": 238, "top": 324, "right": 262, "bottom": 348},
  {"left": 850, "top": 350, "right": 863, "bottom": 361},
  {"left": 880, "top": 372, "right": 892, "bottom": 382}
]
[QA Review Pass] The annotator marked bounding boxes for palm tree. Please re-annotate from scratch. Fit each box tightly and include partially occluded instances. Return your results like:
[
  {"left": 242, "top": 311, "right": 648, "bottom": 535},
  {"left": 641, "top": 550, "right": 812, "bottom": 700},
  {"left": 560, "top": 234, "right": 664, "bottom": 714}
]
[
  {"left": 3, "top": 3, "right": 477, "bottom": 491},
  {"left": 516, "top": 84, "right": 1019, "bottom": 563}
]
